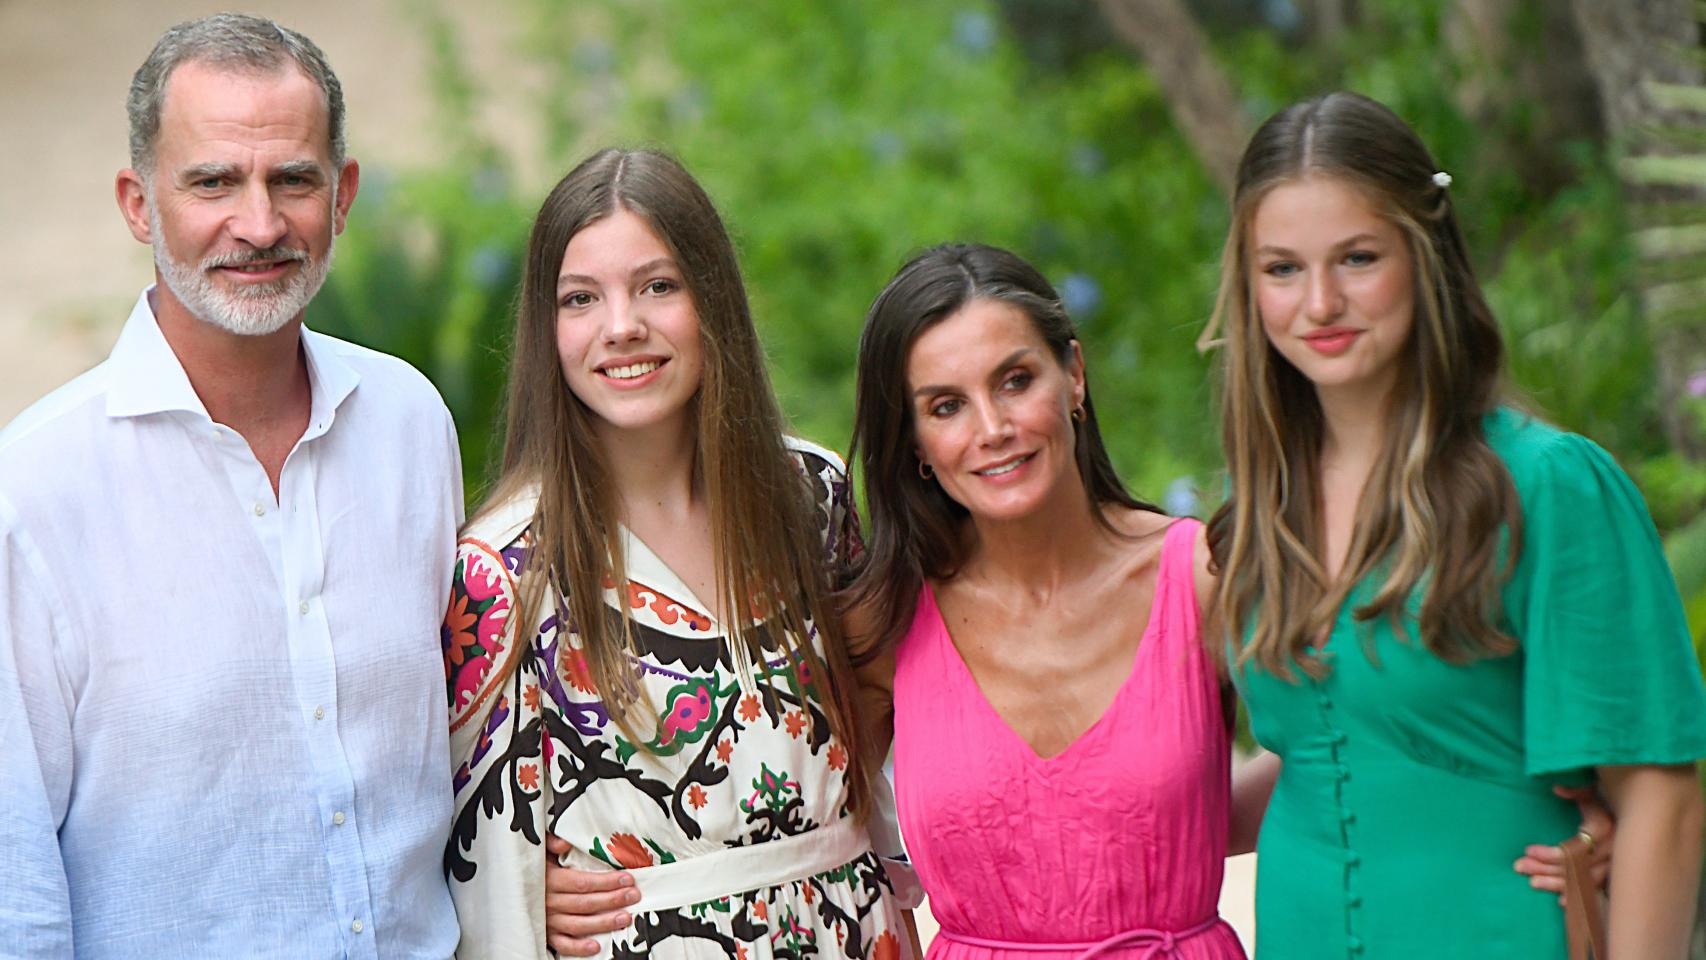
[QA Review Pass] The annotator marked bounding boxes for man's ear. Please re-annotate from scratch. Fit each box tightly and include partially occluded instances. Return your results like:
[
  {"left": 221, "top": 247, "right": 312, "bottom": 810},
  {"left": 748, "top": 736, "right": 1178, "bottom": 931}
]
[
  {"left": 332, "top": 158, "right": 360, "bottom": 235},
  {"left": 115, "top": 169, "right": 152, "bottom": 245}
]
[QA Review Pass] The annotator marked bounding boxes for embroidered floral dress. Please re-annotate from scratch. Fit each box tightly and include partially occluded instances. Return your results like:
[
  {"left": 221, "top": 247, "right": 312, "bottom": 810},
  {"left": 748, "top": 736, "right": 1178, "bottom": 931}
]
[{"left": 444, "top": 439, "right": 907, "bottom": 960}]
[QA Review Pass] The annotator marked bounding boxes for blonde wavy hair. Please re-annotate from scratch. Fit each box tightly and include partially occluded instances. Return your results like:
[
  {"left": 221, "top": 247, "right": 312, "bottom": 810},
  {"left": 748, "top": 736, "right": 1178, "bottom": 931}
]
[{"left": 1202, "top": 92, "right": 1523, "bottom": 679}]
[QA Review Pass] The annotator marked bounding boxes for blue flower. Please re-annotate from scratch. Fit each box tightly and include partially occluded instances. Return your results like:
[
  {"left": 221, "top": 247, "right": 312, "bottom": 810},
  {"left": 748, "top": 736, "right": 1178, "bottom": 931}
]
[
  {"left": 1070, "top": 143, "right": 1106, "bottom": 177},
  {"left": 952, "top": 10, "right": 997, "bottom": 56},
  {"left": 1164, "top": 477, "right": 1200, "bottom": 518},
  {"left": 469, "top": 244, "right": 512, "bottom": 289},
  {"left": 868, "top": 130, "right": 905, "bottom": 164},
  {"left": 1059, "top": 273, "right": 1103, "bottom": 317}
]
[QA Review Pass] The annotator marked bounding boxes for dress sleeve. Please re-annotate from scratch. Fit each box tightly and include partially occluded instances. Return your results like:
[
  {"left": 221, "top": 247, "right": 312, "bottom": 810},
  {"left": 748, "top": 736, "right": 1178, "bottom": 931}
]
[
  {"left": 0, "top": 501, "right": 75, "bottom": 956},
  {"left": 446, "top": 533, "right": 522, "bottom": 769},
  {"left": 1512, "top": 432, "right": 1706, "bottom": 777}
]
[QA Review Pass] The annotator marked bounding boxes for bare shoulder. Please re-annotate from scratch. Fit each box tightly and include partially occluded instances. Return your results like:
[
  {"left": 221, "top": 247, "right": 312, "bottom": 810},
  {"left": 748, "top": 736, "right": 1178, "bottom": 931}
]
[{"left": 1104, "top": 504, "right": 1175, "bottom": 541}]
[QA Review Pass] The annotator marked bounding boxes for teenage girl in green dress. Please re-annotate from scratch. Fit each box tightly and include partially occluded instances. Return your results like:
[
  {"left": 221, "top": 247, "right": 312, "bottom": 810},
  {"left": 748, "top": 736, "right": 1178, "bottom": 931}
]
[{"left": 1206, "top": 91, "right": 1706, "bottom": 958}]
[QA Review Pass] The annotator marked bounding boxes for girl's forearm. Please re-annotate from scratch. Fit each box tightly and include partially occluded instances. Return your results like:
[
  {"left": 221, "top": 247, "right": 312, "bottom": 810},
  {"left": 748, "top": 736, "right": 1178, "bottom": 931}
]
[{"left": 1599, "top": 764, "right": 1705, "bottom": 958}]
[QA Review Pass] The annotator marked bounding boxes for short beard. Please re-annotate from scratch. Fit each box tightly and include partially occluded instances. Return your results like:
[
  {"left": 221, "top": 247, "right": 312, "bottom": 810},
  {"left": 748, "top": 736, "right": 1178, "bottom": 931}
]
[{"left": 149, "top": 194, "right": 336, "bottom": 337}]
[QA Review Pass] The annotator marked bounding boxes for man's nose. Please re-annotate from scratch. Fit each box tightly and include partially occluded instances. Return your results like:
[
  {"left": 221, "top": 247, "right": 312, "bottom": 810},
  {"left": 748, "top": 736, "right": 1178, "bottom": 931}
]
[{"left": 228, "top": 184, "right": 289, "bottom": 251}]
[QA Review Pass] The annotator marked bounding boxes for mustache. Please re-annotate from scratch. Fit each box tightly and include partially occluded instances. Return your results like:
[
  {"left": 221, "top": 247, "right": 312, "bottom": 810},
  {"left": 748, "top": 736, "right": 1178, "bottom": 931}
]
[{"left": 201, "top": 247, "right": 310, "bottom": 270}]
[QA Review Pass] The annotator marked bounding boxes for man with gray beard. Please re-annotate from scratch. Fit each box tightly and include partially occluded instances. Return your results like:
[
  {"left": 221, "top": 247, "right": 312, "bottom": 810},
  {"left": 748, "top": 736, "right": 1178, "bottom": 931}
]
[{"left": 0, "top": 14, "right": 462, "bottom": 958}]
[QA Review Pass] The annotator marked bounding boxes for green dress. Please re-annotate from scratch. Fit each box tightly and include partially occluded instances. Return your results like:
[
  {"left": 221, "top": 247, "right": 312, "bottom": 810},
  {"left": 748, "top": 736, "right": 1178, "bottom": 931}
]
[{"left": 1233, "top": 407, "right": 1706, "bottom": 958}]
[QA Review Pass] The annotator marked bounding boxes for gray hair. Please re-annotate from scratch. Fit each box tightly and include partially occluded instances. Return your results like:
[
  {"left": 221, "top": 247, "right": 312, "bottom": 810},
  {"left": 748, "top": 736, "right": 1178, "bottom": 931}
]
[{"left": 127, "top": 13, "right": 346, "bottom": 180}]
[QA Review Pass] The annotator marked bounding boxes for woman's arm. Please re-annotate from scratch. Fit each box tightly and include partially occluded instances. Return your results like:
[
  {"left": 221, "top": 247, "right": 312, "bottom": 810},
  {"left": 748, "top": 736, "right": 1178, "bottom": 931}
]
[
  {"left": 1596, "top": 763, "right": 1704, "bottom": 956},
  {"left": 1228, "top": 751, "right": 1280, "bottom": 856}
]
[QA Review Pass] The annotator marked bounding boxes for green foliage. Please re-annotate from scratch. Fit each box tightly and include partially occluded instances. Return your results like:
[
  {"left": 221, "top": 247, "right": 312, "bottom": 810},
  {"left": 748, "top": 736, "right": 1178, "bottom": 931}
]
[{"left": 311, "top": 0, "right": 1702, "bottom": 569}]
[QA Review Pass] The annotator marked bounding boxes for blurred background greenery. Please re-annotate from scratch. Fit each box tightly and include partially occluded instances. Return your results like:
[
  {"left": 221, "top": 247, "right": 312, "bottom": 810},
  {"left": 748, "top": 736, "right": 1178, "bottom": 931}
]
[{"left": 307, "top": 0, "right": 1706, "bottom": 678}]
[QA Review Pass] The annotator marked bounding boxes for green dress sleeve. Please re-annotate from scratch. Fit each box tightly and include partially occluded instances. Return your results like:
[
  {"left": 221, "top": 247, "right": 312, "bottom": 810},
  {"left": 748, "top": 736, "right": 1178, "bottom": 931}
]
[{"left": 1510, "top": 430, "right": 1706, "bottom": 778}]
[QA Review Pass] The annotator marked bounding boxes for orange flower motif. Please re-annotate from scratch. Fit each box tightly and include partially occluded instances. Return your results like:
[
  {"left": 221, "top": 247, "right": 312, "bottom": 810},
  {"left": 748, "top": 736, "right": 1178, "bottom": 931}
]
[
  {"left": 752, "top": 899, "right": 768, "bottom": 921},
  {"left": 738, "top": 694, "right": 762, "bottom": 722},
  {"left": 444, "top": 595, "right": 479, "bottom": 666},
  {"left": 716, "top": 739, "right": 734, "bottom": 764},
  {"left": 737, "top": 944, "right": 749, "bottom": 960},
  {"left": 803, "top": 882, "right": 815, "bottom": 905},
  {"left": 607, "top": 832, "right": 654, "bottom": 869},
  {"left": 444, "top": 592, "right": 478, "bottom": 638},
  {"left": 784, "top": 710, "right": 807, "bottom": 738},
  {"left": 563, "top": 649, "right": 596, "bottom": 694},
  {"left": 517, "top": 762, "right": 539, "bottom": 792},
  {"left": 872, "top": 930, "right": 901, "bottom": 960},
  {"left": 522, "top": 683, "right": 541, "bottom": 711},
  {"left": 688, "top": 784, "right": 708, "bottom": 810},
  {"left": 827, "top": 744, "right": 847, "bottom": 771}
]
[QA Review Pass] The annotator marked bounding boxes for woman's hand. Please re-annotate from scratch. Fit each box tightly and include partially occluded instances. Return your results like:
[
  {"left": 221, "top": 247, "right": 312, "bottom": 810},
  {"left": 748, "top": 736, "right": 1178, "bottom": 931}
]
[
  {"left": 544, "top": 834, "right": 639, "bottom": 956},
  {"left": 1511, "top": 785, "right": 1613, "bottom": 905}
]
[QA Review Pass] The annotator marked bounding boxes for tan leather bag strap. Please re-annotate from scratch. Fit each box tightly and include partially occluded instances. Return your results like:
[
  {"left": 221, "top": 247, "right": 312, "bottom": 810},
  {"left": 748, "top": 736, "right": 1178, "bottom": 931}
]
[{"left": 1560, "top": 834, "right": 1608, "bottom": 960}]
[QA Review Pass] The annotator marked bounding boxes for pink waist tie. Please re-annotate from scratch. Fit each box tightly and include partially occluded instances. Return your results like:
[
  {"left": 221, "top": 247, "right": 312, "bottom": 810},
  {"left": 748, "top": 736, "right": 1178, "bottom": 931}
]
[{"left": 935, "top": 916, "right": 1226, "bottom": 960}]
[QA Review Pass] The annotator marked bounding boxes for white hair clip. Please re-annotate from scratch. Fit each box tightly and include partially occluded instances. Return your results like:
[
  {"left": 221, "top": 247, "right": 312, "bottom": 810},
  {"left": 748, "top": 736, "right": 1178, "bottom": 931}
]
[{"left": 1432, "top": 171, "right": 1453, "bottom": 188}]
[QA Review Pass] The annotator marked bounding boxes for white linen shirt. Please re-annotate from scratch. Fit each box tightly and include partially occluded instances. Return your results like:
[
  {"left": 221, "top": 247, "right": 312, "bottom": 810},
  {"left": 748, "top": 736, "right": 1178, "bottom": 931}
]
[{"left": 0, "top": 289, "right": 463, "bottom": 959}]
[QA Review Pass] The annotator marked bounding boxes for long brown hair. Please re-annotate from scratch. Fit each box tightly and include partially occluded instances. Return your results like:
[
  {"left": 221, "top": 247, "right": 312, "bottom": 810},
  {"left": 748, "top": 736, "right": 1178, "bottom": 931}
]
[
  {"left": 1203, "top": 92, "right": 1521, "bottom": 679},
  {"left": 845, "top": 243, "right": 1160, "bottom": 656},
  {"left": 473, "top": 148, "right": 870, "bottom": 810}
]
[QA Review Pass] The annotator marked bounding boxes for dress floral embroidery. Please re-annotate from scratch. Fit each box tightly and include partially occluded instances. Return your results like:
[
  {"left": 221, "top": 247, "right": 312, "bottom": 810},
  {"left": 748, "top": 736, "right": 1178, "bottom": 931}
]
[{"left": 445, "top": 439, "right": 905, "bottom": 959}]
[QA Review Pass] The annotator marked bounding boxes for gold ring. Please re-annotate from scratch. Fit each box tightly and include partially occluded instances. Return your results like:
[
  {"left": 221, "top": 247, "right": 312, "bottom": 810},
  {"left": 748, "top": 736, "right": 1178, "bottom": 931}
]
[{"left": 1576, "top": 830, "right": 1596, "bottom": 855}]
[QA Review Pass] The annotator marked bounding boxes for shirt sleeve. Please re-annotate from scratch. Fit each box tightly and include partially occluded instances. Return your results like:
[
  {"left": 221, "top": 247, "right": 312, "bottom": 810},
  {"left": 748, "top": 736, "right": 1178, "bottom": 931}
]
[
  {"left": 1513, "top": 432, "right": 1706, "bottom": 777},
  {"left": 0, "top": 499, "right": 76, "bottom": 955}
]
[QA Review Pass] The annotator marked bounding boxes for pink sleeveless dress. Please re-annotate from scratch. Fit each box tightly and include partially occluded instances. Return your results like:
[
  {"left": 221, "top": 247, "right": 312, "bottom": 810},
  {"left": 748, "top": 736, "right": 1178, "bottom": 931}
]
[{"left": 893, "top": 519, "right": 1244, "bottom": 960}]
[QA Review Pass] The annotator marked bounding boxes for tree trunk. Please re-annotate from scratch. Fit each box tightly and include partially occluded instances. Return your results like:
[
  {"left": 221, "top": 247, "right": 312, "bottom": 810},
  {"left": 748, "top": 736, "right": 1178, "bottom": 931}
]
[
  {"left": 1572, "top": 0, "right": 1706, "bottom": 461},
  {"left": 1092, "top": 0, "right": 1250, "bottom": 196}
]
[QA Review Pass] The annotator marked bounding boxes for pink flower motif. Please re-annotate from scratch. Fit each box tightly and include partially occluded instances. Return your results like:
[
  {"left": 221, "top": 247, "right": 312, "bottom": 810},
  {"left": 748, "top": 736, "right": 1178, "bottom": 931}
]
[
  {"left": 475, "top": 597, "right": 511, "bottom": 654},
  {"left": 452, "top": 654, "right": 493, "bottom": 712},
  {"left": 659, "top": 683, "right": 714, "bottom": 747},
  {"left": 462, "top": 554, "right": 506, "bottom": 602}
]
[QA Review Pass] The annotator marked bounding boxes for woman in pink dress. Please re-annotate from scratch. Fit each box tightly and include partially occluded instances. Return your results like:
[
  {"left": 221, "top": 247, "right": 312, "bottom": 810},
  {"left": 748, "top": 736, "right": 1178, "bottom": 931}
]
[{"left": 843, "top": 244, "right": 1246, "bottom": 959}]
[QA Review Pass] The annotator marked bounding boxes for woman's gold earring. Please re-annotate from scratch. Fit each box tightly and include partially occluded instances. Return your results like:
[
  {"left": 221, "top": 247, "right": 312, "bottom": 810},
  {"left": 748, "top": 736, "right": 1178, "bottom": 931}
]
[
  {"left": 1071, "top": 404, "right": 1085, "bottom": 423},
  {"left": 918, "top": 460, "right": 934, "bottom": 480}
]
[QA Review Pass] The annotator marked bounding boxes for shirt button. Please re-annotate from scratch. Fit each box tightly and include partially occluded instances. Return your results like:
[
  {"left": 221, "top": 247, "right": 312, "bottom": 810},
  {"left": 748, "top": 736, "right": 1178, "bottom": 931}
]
[
  {"left": 351, "top": 919, "right": 363, "bottom": 934},
  {"left": 252, "top": 503, "right": 265, "bottom": 517},
  {"left": 1346, "top": 852, "right": 1361, "bottom": 866},
  {"left": 333, "top": 811, "right": 345, "bottom": 826},
  {"left": 1348, "top": 936, "right": 1363, "bottom": 953},
  {"left": 298, "top": 600, "right": 310, "bottom": 615},
  {"left": 1342, "top": 810, "right": 1357, "bottom": 824},
  {"left": 1348, "top": 893, "right": 1363, "bottom": 907},
  {"left": 314, "top": 706, "right": 325, "bottom": 720}
]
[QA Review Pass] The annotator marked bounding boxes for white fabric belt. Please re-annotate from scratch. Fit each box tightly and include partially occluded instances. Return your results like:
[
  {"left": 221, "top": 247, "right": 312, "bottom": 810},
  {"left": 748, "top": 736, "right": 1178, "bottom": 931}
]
[{"left": 627, "top": 817, "right": 871, "bottom": 914}]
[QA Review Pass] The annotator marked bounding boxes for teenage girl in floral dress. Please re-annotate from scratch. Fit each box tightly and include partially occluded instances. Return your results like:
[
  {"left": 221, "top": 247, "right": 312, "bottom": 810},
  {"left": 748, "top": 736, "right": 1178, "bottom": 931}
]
[{"left": 442, "top": 149, "right": 915, "bottom": 959}]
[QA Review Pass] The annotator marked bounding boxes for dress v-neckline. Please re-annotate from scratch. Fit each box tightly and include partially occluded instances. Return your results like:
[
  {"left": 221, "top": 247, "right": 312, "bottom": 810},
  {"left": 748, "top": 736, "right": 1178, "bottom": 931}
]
[
  {"left": 922, "top": 532, "right": 1173, "bottom": 764},
  {"left": 617, "top": 523, "right": 719, "bottom": 627}
]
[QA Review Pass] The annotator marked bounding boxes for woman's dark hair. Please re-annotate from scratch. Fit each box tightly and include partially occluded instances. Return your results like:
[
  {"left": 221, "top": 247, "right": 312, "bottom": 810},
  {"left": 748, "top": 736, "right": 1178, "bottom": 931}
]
[{"left": 844, "top": 243, "right": 1159, "bottom": 657}]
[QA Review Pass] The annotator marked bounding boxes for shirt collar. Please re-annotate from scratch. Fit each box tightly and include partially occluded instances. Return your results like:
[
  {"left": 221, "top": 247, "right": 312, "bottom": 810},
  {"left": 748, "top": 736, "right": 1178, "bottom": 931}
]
[{"left": 104, "top": 286, "right": 362, "bottom": 430}]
